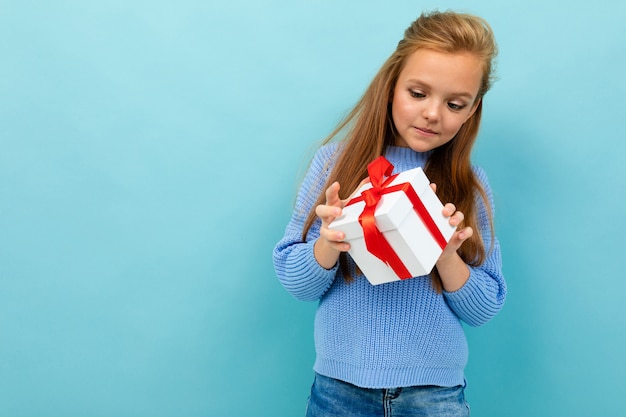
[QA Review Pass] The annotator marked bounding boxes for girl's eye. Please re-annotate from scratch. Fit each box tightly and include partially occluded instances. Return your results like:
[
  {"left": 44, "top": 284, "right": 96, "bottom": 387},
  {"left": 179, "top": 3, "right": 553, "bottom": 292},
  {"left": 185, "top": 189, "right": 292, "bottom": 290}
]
[
  {"left": 409, "top": 90, "right": 425, "bottom": 99},
  {"left": 448, "top": 102, "right": 466, "bottom": 111}
]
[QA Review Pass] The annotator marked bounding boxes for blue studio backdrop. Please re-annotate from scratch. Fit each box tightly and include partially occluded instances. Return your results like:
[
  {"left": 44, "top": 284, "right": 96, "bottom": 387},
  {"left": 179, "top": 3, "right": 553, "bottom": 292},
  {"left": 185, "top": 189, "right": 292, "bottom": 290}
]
[{"left": 1, "top": 1, "right": 625, "bottom": 416}]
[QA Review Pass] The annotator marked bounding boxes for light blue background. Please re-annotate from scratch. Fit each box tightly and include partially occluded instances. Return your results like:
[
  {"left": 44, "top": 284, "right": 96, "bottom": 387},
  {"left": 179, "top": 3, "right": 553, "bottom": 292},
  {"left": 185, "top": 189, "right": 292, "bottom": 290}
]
[{"left": 1, "top": 1, "right": 624, "bottom": 416}]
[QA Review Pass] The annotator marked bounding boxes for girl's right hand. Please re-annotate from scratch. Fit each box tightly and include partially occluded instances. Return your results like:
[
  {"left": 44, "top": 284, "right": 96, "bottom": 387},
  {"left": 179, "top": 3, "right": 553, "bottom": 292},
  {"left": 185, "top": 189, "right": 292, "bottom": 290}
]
[{"left": 313, "top": 181, "right": 351, "bottom": 269}]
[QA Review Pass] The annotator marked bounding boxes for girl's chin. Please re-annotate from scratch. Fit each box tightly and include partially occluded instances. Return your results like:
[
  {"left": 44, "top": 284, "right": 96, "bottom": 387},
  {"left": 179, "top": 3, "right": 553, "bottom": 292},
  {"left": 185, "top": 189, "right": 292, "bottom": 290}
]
[{"left": 394, "top": 135, "right": 453, "bottom": 153}]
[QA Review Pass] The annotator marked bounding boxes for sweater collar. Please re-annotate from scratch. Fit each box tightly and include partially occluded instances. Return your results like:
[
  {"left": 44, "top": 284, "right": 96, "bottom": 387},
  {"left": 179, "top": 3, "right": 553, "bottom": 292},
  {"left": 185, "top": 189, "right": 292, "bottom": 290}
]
[{"left": 384, "top": 146, "right": 432, "bottom": 171}]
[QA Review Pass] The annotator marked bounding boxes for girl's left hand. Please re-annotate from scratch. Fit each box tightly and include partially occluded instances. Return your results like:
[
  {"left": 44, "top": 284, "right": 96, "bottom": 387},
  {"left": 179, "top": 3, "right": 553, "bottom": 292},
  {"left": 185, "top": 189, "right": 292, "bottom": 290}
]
[
  {"left": 440, "top": 203, "right": 473, "bottom": 258},
  {"left": 428, "top": 183, "right": 473, "bottom": 257},
  {"left": 435, "top": 202, "right": 473, "bottom": 292},
  {"left": 429, "top": 183, "right": 472, "bottom": 291}
]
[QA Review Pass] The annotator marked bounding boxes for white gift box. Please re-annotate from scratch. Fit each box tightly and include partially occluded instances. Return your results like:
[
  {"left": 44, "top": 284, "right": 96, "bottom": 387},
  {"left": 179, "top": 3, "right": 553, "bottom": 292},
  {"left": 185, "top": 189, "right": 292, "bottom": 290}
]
[{"left": 329, "top": 162, "right": 456, "bottom": 285}]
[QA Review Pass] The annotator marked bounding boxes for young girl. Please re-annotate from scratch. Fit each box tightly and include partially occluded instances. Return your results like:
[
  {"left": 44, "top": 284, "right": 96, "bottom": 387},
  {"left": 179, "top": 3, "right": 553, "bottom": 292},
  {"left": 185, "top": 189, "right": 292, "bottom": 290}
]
[{"left": 273, "top": 10, "right": 506, "bottom": 416}]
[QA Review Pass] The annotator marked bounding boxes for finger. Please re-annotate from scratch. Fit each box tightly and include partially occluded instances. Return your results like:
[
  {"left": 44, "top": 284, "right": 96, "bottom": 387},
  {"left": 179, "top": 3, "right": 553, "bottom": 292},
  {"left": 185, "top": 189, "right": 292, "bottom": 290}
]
[
  {"left": 315, "top": 204, "right": 341, "bottom": 220},
  {"left": 442, "top": 203, "right": 456, "bottom": 217},
  {"left": 319, "top": 226, "right": 346, "bottom": 243},
  {"left": 334, "top": 241, "right": 351, "bottom": 252},
  {"left": 430, "top": 183, "right": 437, "bottom": 193},
  {"left": 456, "top": 226, "right": 473, "bottom": 242},
  {"left": 444, "top": 226, "right": 473, "bottom": 253},
  {"left": 325, "top": 181, "right": 341, "bottom": 206},
  {"left": 449, "top": 210, "right": 465, "bottom": 227},
  {"left": 323, "top": 239, "right": 351, "bottom": 252}
]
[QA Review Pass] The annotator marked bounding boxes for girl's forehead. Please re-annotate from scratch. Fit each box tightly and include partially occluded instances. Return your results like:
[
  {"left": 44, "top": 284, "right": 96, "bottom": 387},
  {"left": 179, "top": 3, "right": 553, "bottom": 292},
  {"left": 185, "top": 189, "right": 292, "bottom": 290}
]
[{"left": 398, "top": 49, "right": 483, "bottom": 95}]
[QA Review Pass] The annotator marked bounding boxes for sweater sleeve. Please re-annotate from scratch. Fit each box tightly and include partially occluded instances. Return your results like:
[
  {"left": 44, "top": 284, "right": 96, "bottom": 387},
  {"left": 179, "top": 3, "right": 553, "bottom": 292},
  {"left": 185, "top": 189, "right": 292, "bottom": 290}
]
[
  {"left": 273, "top": 145, "right": 339, "bottom": 301},
  {"left": 443, "top": 167, "right": 507, "bottom": 327}
]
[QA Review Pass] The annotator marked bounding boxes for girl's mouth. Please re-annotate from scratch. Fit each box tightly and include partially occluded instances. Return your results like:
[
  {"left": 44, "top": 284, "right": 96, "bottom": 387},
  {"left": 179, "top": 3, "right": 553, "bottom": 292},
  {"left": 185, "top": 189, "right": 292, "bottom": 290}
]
[{"left": 415, "top": 126, "right": 437, "bottom": 136}]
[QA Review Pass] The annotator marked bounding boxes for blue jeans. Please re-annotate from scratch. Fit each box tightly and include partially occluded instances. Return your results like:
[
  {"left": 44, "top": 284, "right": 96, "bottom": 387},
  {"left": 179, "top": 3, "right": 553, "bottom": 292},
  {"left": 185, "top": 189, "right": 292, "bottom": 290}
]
[{"left": 305, "top": 373, "right": 470, "bottom": 417}]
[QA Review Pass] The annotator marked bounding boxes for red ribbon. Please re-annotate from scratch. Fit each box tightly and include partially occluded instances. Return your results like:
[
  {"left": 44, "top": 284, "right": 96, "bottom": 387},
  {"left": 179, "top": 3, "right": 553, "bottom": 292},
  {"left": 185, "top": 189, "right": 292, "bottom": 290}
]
[{"left": 347, "top": 156, "right": 447, "bottom": 280}]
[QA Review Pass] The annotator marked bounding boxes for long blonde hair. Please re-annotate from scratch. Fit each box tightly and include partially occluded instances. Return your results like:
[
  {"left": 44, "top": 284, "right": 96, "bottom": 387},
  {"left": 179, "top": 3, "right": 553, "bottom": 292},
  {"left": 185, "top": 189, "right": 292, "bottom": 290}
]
[{"left": 302, "top": 10, "right": 498, "bottom": 291}]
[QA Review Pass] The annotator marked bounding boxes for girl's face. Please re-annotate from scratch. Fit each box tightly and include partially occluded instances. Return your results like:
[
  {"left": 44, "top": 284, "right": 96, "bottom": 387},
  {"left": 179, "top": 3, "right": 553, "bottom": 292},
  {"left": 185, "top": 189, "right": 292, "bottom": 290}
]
[{"left": 391, "top": 49, "right": 483, "bottom": 151}]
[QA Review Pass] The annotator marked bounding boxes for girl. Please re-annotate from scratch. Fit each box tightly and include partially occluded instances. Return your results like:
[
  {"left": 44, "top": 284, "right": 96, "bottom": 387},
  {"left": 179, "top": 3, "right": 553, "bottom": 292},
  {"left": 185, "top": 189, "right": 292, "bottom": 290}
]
[{"left": 273, "top": 10, "right": 506, "bottom": 416}]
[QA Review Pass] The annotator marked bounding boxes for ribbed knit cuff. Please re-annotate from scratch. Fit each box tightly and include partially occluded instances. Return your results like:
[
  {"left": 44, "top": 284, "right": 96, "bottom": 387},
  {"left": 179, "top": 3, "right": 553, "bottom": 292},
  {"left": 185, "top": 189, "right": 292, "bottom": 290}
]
[
  {"left": 280, "top": 240, "right": 338, "bottom": 301},
  {"left": 443, "top": 268, "right": 498, "bottom": 327}
]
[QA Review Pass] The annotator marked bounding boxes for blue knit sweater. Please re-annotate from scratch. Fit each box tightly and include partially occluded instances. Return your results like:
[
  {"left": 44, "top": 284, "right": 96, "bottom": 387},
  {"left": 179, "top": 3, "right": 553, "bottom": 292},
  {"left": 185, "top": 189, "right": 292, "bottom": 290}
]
[{"left": 273, "top": 144, "right": 506, "bottom": 389}]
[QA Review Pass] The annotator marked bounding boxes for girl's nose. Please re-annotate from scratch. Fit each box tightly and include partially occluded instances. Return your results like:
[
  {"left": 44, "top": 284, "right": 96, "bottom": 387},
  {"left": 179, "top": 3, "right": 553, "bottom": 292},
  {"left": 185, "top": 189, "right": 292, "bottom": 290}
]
[{"left": 422, "top": 102, "right": 440, "bottom": 121}]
